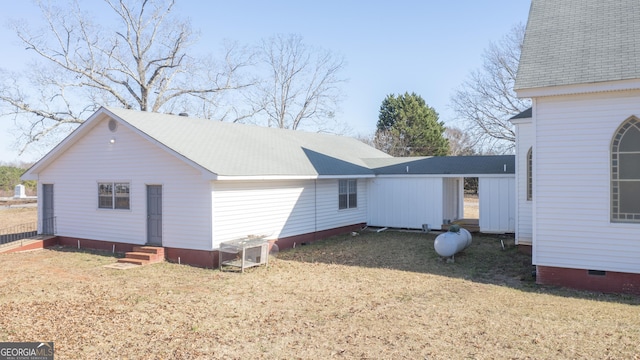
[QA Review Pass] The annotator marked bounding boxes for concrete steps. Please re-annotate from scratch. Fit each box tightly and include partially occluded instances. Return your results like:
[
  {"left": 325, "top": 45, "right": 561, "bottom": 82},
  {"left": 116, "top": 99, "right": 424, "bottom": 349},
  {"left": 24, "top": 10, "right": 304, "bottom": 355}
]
[{"left": 117, "top": 246, "right": 164, "bottom": 266}]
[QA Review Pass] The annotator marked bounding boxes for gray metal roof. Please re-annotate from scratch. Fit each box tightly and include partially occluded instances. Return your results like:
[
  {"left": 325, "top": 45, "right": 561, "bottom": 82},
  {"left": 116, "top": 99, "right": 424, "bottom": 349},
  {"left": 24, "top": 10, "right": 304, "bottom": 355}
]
[
  {"left": 105, "top": 107, "right": 390, "bottom": 177},
  {"left": 366, "top": 155, "right": 515, "bottom": 175},
  {"left": 515, "top": 0, "right": 640, "bottom": 91}
]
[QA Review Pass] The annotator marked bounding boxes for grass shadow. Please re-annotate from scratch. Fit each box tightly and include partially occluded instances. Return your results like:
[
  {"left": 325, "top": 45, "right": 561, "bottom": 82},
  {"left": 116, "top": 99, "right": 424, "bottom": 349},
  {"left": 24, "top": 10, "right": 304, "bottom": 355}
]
[
  {"left": 46, "top": 245, "right": 125, "bottom": 259},
  {"left": 277, "top": 230, "right": 640, "bottom": 305}
]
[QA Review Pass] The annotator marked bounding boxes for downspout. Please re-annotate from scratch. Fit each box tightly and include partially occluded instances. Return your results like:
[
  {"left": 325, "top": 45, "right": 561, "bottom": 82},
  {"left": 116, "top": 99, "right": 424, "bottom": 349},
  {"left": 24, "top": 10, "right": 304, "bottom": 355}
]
[
  {"left": 37, "top": 175, "right": 42, "bottom": 235},
  {"left": 314, "top": 179, "right": 317, "bottom": 241}
]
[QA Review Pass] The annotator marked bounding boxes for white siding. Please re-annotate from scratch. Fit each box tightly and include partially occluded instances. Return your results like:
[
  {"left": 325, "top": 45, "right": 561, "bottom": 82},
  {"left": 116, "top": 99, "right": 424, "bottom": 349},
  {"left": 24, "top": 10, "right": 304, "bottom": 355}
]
[
  {"left": 514, "top": 120, "right": 533, "bottom": 244},
  {"left": 211, "top": 179, "right": 367, "bottom": 248},
  {"left": 479, "top": 177, "right": 515, "bottom": 233},
  {"left": 534, "top": 90, "right": 640, "bottom": 273},
  {"left": 367, "top": 177, "right": 443, "bottom": 230},
  {"left": 37, "top": 117, "right": 213, "bottom": 250},
  {"left": 315, "top": 179, "right": 368, "bottom": 231}
]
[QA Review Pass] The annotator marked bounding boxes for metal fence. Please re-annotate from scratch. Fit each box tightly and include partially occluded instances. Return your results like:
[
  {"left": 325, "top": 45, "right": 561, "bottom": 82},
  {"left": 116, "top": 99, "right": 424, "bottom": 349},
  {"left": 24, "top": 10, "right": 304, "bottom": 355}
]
[{"left": 0, "top": 217, "right": 56, "bottom": 246}]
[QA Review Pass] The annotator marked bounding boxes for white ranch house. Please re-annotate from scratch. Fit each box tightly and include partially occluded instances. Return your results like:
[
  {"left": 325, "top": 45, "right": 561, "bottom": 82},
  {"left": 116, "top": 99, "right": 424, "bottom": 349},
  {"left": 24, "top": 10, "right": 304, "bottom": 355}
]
[
  {"left": 22, "top": 107, "right": 514, "bottom": 267},
  {"left": 20, "top": 0, "right": 640, "bottom": 296},
  {"left": 513, "top": 0, "right": 640, "bottom": 294}
]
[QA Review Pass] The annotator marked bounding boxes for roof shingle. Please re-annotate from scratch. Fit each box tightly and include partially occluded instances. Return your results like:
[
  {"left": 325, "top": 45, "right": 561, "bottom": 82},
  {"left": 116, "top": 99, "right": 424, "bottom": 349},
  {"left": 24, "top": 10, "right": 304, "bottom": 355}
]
[
  {"left": 102, "top": 108, "right": 515, "bottom": 178},
  {"left": 515, "top": 0, "right": 640, "bottom": 91},
  {"left": 106, "top": 107, "right": 389, "bottom": 177},
  {"left": 366, "top": 155, "right": 514, "bottom": 175}
]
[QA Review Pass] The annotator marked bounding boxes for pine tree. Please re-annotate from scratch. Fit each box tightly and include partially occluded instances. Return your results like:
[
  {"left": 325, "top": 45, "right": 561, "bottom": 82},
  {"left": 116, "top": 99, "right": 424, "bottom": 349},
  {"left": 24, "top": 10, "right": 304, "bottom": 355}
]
[{"left": 375, "top": 92, "right": 449, "bottom": 156}]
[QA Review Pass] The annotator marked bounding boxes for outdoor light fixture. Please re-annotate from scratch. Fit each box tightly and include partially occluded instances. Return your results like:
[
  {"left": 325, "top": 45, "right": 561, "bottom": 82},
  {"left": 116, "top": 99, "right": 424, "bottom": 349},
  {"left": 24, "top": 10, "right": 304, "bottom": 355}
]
[{"left": 110, "top": 138, "right": 116, "bottom": 144}]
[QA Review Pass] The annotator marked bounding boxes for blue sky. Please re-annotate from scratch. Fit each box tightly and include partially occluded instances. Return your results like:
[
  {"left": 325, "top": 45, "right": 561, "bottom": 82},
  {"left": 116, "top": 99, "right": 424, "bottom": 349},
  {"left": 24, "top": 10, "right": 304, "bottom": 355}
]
[{"left": 0, "top": 1, "right": 531, "bottom": 163}]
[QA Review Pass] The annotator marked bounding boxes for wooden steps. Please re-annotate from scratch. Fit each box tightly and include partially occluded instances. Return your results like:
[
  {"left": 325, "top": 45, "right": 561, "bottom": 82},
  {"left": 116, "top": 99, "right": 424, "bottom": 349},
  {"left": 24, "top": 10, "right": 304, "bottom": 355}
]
[
  {"left": 117, "top": 246, "right": 165, "bottom": 266},
  {"left": 442, "top": 219, "right": 480, "bottom": 233}
]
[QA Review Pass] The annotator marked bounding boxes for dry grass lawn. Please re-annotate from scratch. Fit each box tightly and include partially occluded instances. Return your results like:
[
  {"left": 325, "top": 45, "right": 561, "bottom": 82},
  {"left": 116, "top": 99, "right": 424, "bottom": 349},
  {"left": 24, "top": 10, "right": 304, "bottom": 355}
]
[
  {"left": 1, "top": 208, "right": 640, "bottom": 359},
  {"left": 464, "top": 193, "right": 479, "bottom": 218},
  {"left": 0, "top": 206, "right": 37, "bottom": 229}
]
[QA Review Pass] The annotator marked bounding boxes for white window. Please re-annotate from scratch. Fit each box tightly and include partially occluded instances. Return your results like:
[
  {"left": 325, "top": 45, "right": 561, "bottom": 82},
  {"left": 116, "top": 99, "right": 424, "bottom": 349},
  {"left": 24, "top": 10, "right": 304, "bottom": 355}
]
[
  {"left": 98, "top": 182, "right": 130, "bottom": 210},
  {"left": 611, "top": 116, "right": 640, "bottom": 222},
  {"left": 339, "top": 179, "right": 357, "bottom": 209}
]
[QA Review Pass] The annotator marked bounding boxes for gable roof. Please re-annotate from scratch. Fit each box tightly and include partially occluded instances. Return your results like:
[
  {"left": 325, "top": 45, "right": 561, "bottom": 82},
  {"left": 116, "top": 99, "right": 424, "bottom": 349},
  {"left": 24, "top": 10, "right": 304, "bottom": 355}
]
[
  {"left": 105, "top": 107, "right": 391, "bottom": 178},
  {"left": 23, "top": 107, "right": 514, "bottom": 180},
  {"left": 515, "top": 0, "right": 640, "bottom": 92}
]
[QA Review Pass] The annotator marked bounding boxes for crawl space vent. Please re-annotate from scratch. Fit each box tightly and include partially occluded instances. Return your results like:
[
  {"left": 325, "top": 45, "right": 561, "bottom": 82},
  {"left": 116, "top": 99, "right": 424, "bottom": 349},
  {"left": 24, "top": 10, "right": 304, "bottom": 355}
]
[{"left": 108, "top": 119, "right": 118, "bottom": 132}]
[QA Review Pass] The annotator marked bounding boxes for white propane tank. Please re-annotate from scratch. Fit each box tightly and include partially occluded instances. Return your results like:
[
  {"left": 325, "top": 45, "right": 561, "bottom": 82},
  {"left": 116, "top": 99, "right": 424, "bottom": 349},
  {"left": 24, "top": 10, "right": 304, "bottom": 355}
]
[{"left": 434, "top": 225, "right": 472, "bottom": 258}]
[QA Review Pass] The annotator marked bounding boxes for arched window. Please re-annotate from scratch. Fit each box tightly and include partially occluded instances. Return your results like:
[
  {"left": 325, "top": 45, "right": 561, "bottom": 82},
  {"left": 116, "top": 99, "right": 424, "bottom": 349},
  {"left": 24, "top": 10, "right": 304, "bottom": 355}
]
[
  {"left": 526, "top": 147, "right": 533, "bottom": 201},
  {"left": 611, "top": 116, "right": 640, "bottom": 222}
]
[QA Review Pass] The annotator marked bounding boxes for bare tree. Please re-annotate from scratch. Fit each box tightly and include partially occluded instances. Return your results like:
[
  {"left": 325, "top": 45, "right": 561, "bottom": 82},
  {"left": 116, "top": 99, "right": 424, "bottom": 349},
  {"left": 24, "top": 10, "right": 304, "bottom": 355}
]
[
  {"left": 450, "top": 24, "right": 531, "bottom": 154},
  {"left": 0, "top": 0, "right": 252, "bottom": 154},
  {"left": 445, "top": 127, "right": 476, "bottom": 156},
  {"left": 250, "top": 34, "right": 346, "bottom": 131},
  {"left": 362, "top": 129, "right": 410, "bottom": 157}
]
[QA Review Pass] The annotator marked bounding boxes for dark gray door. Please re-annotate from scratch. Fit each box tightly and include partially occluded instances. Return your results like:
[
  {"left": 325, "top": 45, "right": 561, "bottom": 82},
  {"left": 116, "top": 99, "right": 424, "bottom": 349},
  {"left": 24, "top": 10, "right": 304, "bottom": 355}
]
[
  {"left": 42, "top": 184, "right": 54, "bottom": 234},
  {"left": 147, "top": 185, "right": 162, "bottom": 246}
]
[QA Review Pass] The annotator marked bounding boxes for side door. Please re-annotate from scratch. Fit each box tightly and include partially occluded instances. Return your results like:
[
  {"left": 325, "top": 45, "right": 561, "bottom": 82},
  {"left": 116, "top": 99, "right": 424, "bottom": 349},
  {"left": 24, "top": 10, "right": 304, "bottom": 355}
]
[
  {"left": 42, "top": 184, "right": 54, "bottom": 234},
  {"left": 147, "top": 185, "right": 162, "bottom": 246}
]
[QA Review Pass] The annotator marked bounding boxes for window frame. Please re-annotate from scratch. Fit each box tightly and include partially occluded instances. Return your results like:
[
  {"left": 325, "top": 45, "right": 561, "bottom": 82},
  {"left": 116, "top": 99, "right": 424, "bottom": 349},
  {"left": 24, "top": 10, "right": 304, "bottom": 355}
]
[
  {"left": 611, "top": 116, "right": 640, "bottom": 223},
  {"left": 338, "top": 179, "right": 357, "bottom": 210},
  {"left": 98, "top": 182, "right": 130, "bottom": 210}
]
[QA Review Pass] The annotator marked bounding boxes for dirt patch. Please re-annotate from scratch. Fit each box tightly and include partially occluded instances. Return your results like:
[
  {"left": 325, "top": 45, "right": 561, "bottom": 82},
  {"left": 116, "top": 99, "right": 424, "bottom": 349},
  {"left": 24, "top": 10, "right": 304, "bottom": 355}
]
[{"left": 0, "top": 230, "right": 639, "bottom": 359}]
